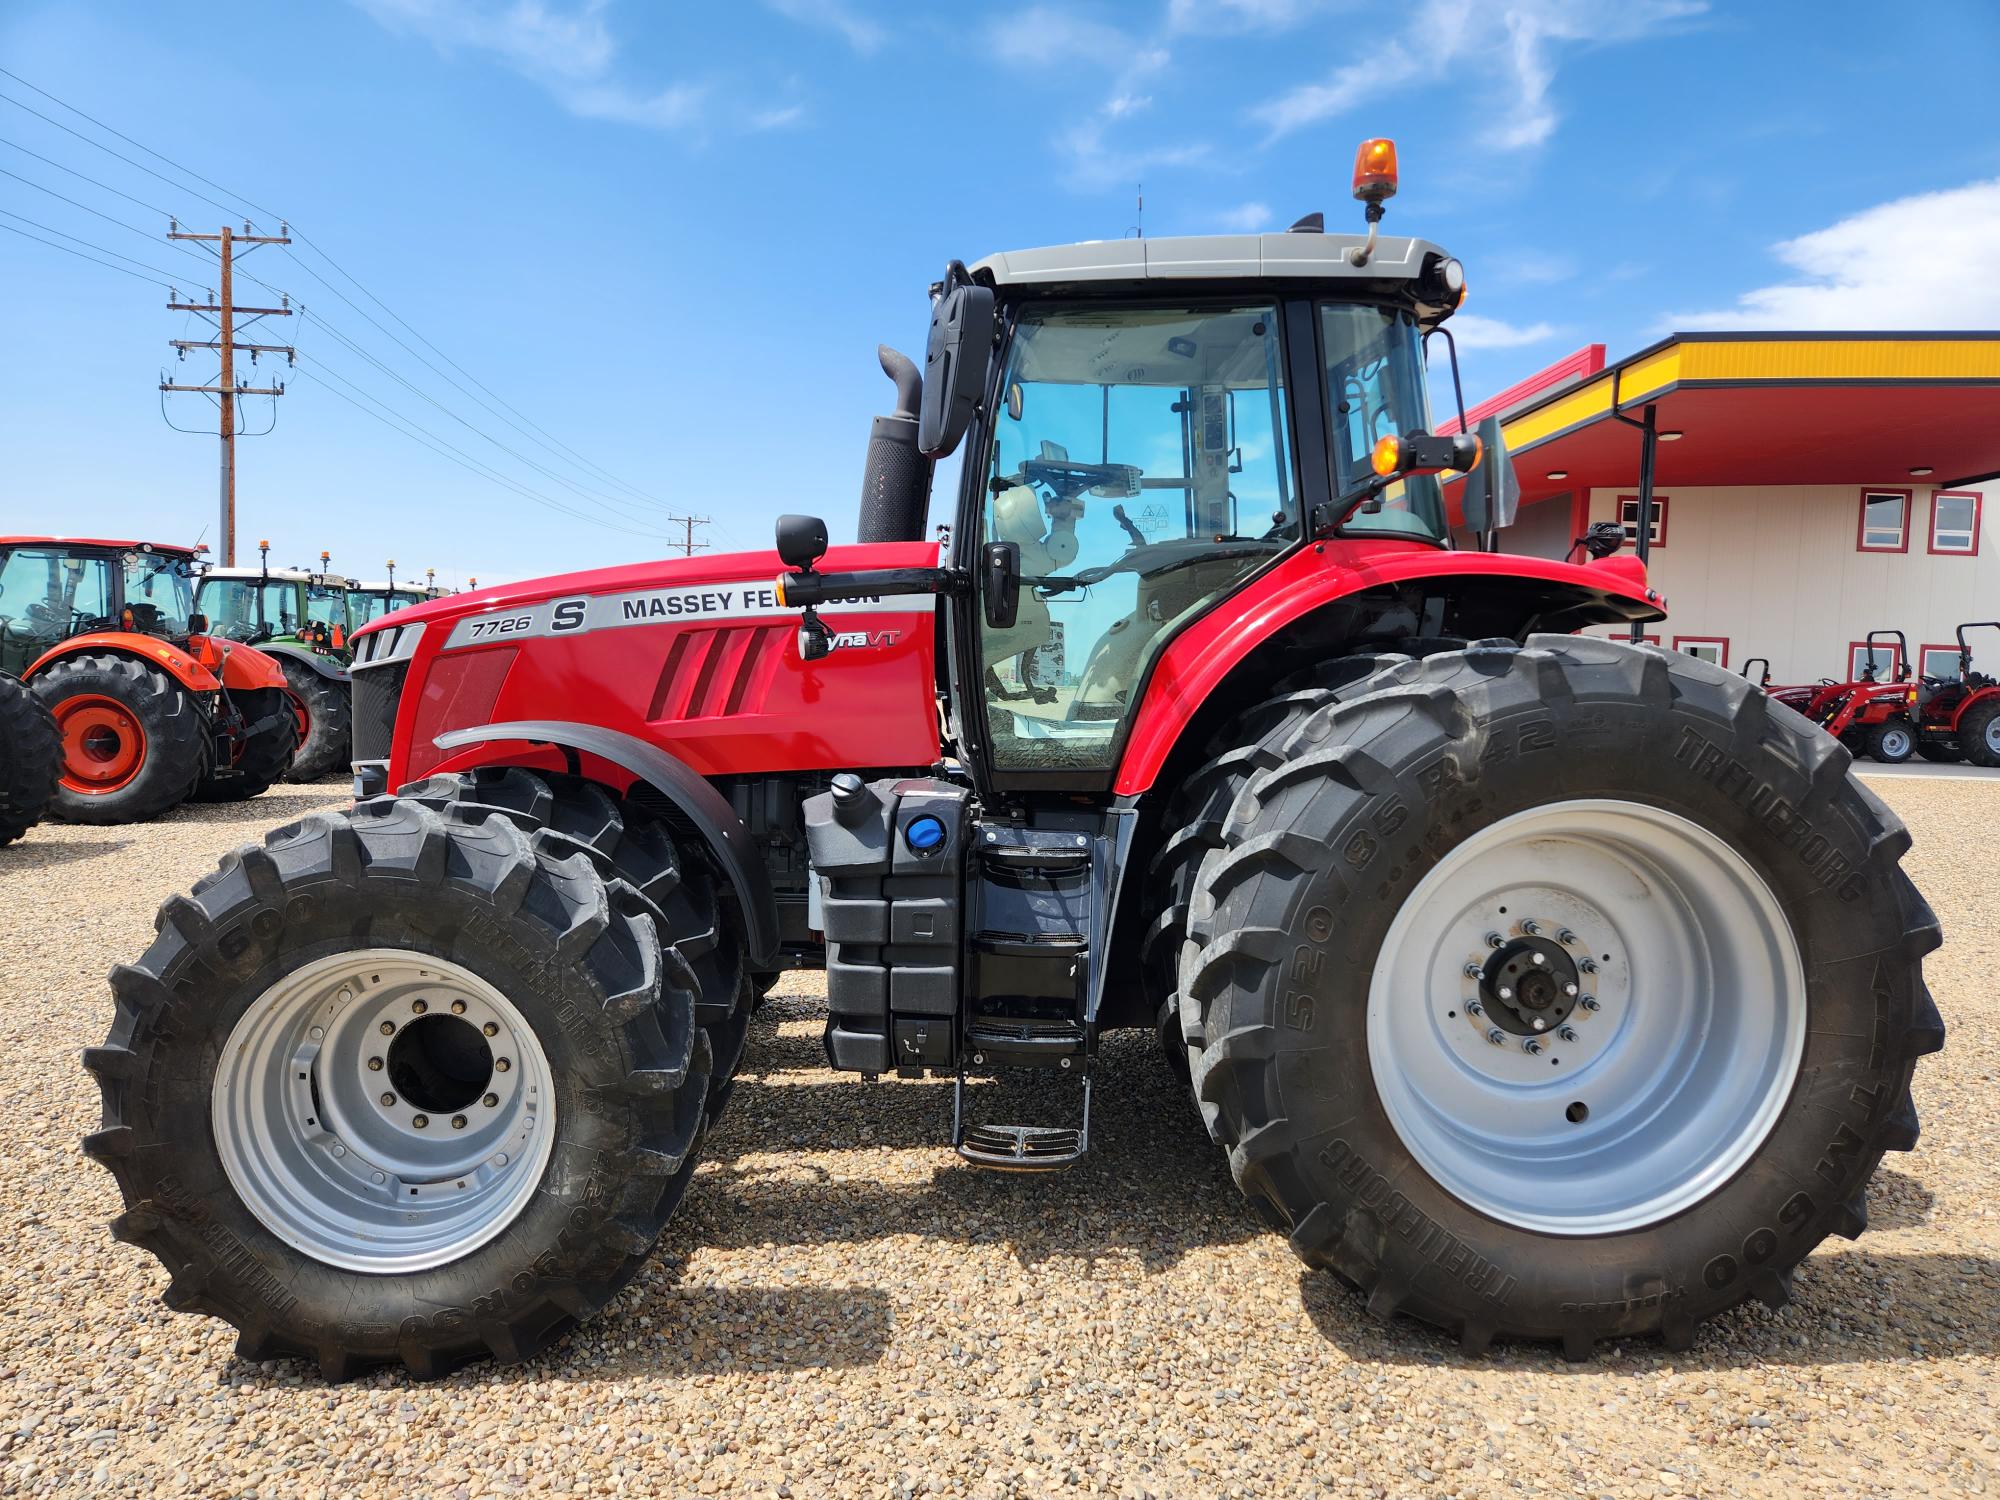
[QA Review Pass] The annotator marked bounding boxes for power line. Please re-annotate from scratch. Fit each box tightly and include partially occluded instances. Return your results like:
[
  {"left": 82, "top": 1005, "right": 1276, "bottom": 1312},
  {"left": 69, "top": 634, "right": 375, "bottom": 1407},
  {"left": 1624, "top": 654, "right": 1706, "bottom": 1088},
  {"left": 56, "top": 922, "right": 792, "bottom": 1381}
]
[
  {"left": 0, "top": 217, "right": 177, "bottom": 288},
  {"left": 0, "top": 133, "right": 184, "bottom": 221},
  {"left": 0, "top": 164, "right": 221, "bottom": 273},
  {"left": 0, "top": 210, "right": 191, "bottom": 285},
  {"left": 0, "top": 90, "right": 254, "bottom": 225}
]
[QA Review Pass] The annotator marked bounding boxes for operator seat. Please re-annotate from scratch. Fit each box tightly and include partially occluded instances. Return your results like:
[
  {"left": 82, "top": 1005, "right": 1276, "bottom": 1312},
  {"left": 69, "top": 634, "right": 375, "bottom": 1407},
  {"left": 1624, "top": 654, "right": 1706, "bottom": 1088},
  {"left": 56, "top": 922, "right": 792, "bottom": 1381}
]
[{"left": 980, "top": 484, "right": 1068, "bottom": 672}]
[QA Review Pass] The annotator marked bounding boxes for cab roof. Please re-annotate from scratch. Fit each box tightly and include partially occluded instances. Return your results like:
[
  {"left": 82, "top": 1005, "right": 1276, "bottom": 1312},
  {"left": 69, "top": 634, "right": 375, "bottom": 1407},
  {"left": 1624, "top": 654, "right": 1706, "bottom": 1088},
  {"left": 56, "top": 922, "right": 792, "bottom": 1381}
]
[
  {"left": 202, "top": 565, "right": 316, "bottom": 583},
  {"left": 0, "top": 535, "right": 196, "bottom": 556},
  {"left": 972, "top": 231, "right": 1447, "bottom": 288}
]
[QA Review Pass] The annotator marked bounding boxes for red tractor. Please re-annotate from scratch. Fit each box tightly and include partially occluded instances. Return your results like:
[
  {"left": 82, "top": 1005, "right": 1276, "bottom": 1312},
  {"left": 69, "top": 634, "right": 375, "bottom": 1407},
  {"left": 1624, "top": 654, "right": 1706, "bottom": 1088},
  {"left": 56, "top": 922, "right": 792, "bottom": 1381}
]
[
  {"left": 87, "top": 144, "right": 1940, "bottom": 1377},
  {"left": 1792, "top": 629, "right": 1920, "bottom": 763},
  {"left": 1739, "top": 656, "right": 1815, "bottom": 712},
  {"left": 1915, "top": 620, "right": 2000, "bottom": 766},
  {"left": 0, "top": 537, "right": 301, "bottom": 820}
]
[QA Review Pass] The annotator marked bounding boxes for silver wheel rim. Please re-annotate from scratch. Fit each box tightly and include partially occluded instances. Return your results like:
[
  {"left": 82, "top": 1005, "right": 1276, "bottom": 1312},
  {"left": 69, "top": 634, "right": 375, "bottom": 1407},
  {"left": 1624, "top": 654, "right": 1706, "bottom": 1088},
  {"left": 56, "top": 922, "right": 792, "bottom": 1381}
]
[
  {"left": 1880, "top": 727, "right": 1912, "bottom": 759},
  {"left": 1367, "top": 799, "right": 1804, "bottom": 1236},
  {"left": 1986, "top": 717, "right": 2000, "bottom": 754},
  {"left": 213, "top": 949, "right": 557, "bottom": 1273}
]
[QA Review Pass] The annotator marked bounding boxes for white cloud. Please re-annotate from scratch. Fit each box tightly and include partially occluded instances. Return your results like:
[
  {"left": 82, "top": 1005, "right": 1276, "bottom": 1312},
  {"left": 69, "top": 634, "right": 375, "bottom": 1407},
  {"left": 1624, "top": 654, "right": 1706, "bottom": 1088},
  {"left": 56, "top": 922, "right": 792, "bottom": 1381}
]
[
  {"left": 1446, "top": 313, "right": 1560, "bottom": 350},
  {"left": 1215, "top": 201, "right": 1273, "bottom": 232},
  {"left": 1255, "top": 0, "right": 1704, "bottom": 149},
  {"left": 986, "top": 7, "right": 1139, "bottom": 66},
  {"left": 1166, "top": 0, "right": 1336, "bottom": 32},
  {"left": 761, "top": 0, "right": 885, "bottom": 55},
  {"left": 351, "top": 0, "right": 800, "bottom": 134},
  {"left": 1669, "top": 178, "right": 2000, "bottom": 329}
]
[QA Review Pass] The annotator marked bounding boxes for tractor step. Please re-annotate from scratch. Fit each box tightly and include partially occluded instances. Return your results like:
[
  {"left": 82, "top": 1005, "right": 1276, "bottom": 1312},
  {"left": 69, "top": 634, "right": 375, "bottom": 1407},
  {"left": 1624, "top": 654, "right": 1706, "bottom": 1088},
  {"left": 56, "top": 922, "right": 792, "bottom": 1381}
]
[
  {"left": 963, "top": 1016, "right": 1086, "bottom": 1067},
  {"left": 951, "top": 1069, "right": 1091, "bottom": 1171}
]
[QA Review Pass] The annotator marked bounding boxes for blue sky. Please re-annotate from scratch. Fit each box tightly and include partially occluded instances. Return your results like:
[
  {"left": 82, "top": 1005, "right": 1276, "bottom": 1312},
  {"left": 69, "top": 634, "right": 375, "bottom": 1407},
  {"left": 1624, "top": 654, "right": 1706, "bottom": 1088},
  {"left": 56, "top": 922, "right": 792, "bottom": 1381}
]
[{"left": 3, "top": 0, "right": 1997, "bottom": 584}]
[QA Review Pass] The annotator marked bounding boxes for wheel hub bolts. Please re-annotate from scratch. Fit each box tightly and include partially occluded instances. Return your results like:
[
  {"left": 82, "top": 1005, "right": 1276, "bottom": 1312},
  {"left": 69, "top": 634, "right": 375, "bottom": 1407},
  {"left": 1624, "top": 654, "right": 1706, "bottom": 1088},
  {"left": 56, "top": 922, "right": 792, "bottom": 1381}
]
[
  {"left": 1521, "top": 919, "right": 1541, "bottom": 935},
  {"left": 483, "top": 1093, "right": 498, "bottom": 1108},
  {"left": 1556, "top": 929, "right": 1577, "bottom": 945},
  {"left": 483, "top": 1022, "right": 499, "bottom": 1038},
  {"left": 411, "top": 999, "right": 427, "bottom": 1014},
  {"left": 450, "top": 999, "right": 466, "bottom": 1015},
  {"left": 496, "top": 1057, "right": 511, "bottom": 1073},
  {"left": 451, "top": 1115, "right": 467, "bottom": 1130},
  {"left": 1523, "top": 1037, "right": 1543, "bottom": 1055},
  {"left": 1580, "top": 996, "right": 1600, "bottom": 1012},
  {"left": 1558, "top": 1025, "right": 1579, "bottom": 1043},
  {"left": 1486, "top": 1027, "right": 1507, "bottom": 1047},
  {"left": 380, "top": 1092, "right": 396, "bottom": 1107},
  {"left": 412, "top": 1114, "right": 429, "bottom": 1129},
  {"left": 379, "top": 1021, "right": 395, "bottom": 1036},
  {"left": 1465, "top": 999, "right": 1484, "bottom": 1017},
  {"left": 367, "top": 1056, "right": 383, "bottom": 1071}
]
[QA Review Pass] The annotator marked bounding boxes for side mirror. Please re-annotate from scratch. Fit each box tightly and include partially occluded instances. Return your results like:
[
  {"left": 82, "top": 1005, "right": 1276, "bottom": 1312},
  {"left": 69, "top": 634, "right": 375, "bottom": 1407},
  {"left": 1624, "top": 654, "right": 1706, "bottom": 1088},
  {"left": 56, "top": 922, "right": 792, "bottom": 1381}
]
[
  {"left": 1459, "top": 414, "right": 1521, "bottom": 536},
  {"left": 187, "top": 612, "right": 209, "bottom": 636},
  {"left": 776, "top": 514, "right": 829, "bottom": 571},
  {"left": 917, "top": 264, "right": 997, "bottom": 460}
]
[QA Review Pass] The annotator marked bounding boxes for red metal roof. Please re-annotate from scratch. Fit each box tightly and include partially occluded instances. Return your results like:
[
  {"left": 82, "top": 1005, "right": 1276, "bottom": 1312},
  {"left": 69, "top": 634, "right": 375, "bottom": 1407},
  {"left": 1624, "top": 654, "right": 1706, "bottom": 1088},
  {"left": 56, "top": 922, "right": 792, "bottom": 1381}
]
[{"left": 0, "top": 536, "right": 200, "bottom": 554}]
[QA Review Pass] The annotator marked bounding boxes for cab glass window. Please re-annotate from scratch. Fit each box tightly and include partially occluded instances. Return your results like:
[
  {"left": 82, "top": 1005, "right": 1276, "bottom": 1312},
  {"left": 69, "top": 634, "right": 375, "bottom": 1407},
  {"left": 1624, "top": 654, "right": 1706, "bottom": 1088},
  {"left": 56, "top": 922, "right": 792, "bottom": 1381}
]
[
  {"left": 1322, "top": 304, "right": 1448, "bottom": 542},
  {"left": 977, "top": 303, "right": 1296, "bottom": 773}
]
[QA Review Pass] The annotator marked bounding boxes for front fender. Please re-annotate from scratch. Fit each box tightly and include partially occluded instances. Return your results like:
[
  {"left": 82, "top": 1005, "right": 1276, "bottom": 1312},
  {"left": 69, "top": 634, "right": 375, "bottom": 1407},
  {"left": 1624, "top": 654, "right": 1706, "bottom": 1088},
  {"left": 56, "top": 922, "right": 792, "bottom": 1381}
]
[
  {"left": 25, "top": 633, "right": 221, "bottom": 693},
  {"left": 429, "top": 719, "right": 780, "bottom": 968},
  {"left": 201, "top": 639, "right": 294, "bottom": 693},
  {"left": 1114, "top": 542, "right": 1666, "bottom": 797},
  {"left": 252, "top": 640, "right": 351, "bottom": 683}
]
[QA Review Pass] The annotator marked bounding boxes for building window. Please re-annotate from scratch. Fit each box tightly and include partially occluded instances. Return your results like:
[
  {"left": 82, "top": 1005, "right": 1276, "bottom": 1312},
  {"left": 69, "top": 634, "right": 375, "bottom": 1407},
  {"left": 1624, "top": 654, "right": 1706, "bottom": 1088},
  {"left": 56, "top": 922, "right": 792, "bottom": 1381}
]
[
  {"left": 1617, "top": 494, "right": 1668, "bottom": 548},
  {"left": 1673, "top": 636, "right": 1728, "bottom": 668},
  {"left": 1856, "top": 489, "right": 1911, "bottom": 552},
  {"left": 1848, "top": 640, "right": 1904, "bottom": 680},
  {"left": 1919, "top": 644, "right": 1962, "bottom": 681},
  {"left": 1929, "top": 491, "right": 1982, "bottom": 555}
]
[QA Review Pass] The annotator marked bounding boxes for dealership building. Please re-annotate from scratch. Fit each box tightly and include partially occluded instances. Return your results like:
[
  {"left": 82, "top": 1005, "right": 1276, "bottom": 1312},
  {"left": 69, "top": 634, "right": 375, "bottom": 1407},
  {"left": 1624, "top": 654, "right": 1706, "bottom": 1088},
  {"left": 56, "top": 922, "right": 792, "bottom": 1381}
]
[{"left": 1457, "top": 333, "right": 2000, "bottom": 685}]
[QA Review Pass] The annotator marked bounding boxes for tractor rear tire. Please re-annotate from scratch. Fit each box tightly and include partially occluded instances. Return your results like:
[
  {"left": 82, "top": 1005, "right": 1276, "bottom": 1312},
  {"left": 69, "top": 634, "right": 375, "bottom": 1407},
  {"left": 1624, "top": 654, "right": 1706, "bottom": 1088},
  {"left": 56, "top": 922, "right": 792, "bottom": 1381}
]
[
  {"left": 1141, "top": 655, "right": 1411, "bottom": 1086},
  {"left": 1864, "top": 716, "right": 1916, "bottom": 764},
  {"left": 82, "top": 793, "right": 711, "bottom": 1380},
  {"left": 1915, "top": 741, "right": 1963, "bottom": 764},
  {"left": 33, "top": 652, "right": 204, "bottom": 824},
  {"left": 188, "top": 688, "right": 300, "bottom": 802},
  {"left": 1182, "top": 636, "right": 1942, "bottom": 1358},
  {"left": 0, "top": 670, "right": 60, "bottom": 846},
  {"left": 398, "top": 768, "right": 753, "bottom": 1126},
  {"left": 280, "top": 661, "right": 351, "bottom": 782},
  {"left": 1957, "top": 698, "right": 2000, "bottom": 767}
]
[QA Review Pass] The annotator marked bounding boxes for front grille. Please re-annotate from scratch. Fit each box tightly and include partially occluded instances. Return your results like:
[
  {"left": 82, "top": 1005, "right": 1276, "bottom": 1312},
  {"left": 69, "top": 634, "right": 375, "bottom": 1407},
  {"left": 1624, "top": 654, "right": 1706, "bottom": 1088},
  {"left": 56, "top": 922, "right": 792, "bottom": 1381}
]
[{"left": 350, "top": 661, "right": 408, "bottom": 763}]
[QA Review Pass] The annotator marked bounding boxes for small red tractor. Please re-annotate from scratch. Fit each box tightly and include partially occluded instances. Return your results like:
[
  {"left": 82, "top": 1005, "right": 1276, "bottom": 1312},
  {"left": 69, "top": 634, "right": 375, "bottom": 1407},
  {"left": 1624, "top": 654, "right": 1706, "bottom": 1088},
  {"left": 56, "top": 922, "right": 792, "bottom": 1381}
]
[
  {"left": 87, "top": 143, "right": 1941, "bottom": 1377},
  {"left": 1739, "top": 656, "right": 1816, "bottom": 713},
  {"left": 1792, "top": 629, "right": 1920, "bottom": 763},
  {"left": 1914, "top": 620, "right": 2000, "bottom": 765},
  {"left": 0, "top": 536, "right": 301, "bottom": 820}
]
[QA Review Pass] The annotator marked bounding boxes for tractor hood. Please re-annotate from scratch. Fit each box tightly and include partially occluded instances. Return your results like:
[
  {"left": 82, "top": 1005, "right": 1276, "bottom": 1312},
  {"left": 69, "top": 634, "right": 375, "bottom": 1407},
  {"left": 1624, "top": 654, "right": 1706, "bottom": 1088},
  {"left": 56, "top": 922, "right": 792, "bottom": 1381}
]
[{"left": 352, "top": 541, "right": 943, "bottom": 651}]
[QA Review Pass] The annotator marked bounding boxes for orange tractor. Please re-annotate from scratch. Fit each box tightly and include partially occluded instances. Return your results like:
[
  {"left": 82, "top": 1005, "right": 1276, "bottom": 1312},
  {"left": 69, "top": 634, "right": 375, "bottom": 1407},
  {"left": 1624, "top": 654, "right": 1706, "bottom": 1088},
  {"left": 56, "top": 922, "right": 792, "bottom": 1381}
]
[{"left": 0, "top": 537, "right": 301, "bottom": 821}]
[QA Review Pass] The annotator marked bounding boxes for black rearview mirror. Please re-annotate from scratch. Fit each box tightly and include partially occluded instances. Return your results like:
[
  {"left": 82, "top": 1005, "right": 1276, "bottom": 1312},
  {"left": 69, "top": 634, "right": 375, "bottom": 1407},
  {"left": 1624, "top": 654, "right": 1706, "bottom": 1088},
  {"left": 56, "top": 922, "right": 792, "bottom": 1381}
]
[
  {"left": 918, "top": 263, "right": 997, "bottom": 460},
  {"left": 776, "top": 514, "right": 829, "bottom": 571},
  {"left": 1459, "top": 414, "right": 1521, "bottom": 537}
]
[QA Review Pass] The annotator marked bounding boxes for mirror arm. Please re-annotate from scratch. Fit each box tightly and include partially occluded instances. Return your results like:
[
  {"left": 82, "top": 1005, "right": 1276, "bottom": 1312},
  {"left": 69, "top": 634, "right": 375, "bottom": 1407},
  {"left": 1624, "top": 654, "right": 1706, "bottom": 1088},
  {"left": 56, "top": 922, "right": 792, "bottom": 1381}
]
[
  {"left": 1310, "top": 475, "right": 1394, "bottom": 537},
  {"left": 780, "top": 565, "right": 969, "bottom": 608}
]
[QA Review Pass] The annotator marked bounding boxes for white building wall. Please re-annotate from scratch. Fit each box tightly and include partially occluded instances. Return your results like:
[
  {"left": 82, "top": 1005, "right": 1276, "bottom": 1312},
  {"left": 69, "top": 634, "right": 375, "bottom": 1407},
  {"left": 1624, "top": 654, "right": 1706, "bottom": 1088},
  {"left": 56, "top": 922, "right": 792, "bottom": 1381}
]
[{"left": 1577, "top": 482, "right": 1998, "bottom": 683}]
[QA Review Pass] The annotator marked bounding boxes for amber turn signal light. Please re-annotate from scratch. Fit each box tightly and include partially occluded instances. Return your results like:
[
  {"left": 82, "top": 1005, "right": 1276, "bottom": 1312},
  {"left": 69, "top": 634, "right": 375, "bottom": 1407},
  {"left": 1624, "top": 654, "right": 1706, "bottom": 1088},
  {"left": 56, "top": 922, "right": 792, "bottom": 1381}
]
[
  {"left": 1370, "top": 434, "right": 1403, "bottom": 476},
  {"left": 1352, "top": 138, "right": 1398, "bottom": 204}
]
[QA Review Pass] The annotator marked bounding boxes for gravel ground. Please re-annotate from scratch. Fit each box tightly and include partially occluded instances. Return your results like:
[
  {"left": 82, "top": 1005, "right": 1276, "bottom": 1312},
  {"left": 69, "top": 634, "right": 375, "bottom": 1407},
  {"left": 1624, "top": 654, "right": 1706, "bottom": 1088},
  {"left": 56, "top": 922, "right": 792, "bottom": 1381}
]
[{"left": 0, "top": 774, "right": 1995, "bottom": 1498}]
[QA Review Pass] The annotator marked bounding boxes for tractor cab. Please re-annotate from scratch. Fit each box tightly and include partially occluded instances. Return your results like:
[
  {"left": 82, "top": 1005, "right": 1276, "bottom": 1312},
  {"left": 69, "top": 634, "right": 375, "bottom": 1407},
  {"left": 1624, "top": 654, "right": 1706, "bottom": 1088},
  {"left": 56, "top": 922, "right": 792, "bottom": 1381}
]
[
  {"left": 195, "top": 542, "right": 354, "bottom": 659},
  {"left": 346, "top": 580, "right": 428, "bottom": 628},
  {"left": 0, "top": 537, "right": 202, "bottom": 676}
]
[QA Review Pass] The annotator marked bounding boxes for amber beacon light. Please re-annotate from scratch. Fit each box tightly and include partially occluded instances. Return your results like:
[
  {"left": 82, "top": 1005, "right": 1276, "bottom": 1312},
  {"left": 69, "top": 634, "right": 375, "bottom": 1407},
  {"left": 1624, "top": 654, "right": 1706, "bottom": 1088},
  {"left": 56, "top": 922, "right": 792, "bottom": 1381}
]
[{"left": 1352, "top": 138, "right": 1398, "bottom": 203}]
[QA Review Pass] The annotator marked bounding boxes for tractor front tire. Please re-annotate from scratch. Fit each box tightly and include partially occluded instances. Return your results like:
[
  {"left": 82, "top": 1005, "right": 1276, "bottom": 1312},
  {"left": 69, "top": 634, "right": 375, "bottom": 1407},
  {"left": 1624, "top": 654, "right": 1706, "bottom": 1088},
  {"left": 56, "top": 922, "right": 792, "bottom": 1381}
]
[
  {"left": 280, "top": 661, "right": 352, "bottom": 782},
  {"left": 1864, "top": 716, "right": 1916, "bottom": 764},
  {"left": 0, "top": 670, "right": 60, "bottom": 845},
  {"left": 189, "top": 688, "right": 300, "bottom": 802},
  {"left": 1916, "top": 740, "right": 1963, "bottom": 764},
  {"left": 1957, "top": 698, "right": 2000, "bottom": 768},
  {"left": 83, "top": 793, "right": 711, "bottom": 1379},
  {"left": 33, "top": 652, "right": 204, "bottom": 824},
  {"left": 1183, "top": 636, "right": 1942, "bottom": 1358},
  {"left": 399, "top": 768, "right": 754, "bottom": 1126}
]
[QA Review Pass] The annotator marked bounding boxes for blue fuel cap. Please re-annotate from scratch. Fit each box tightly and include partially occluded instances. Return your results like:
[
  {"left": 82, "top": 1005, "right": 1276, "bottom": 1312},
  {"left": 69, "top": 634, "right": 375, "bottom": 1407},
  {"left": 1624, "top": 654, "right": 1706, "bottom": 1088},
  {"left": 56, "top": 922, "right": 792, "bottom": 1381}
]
[{"left": 904, "top": 815, "right": 947, "bottom": 853}]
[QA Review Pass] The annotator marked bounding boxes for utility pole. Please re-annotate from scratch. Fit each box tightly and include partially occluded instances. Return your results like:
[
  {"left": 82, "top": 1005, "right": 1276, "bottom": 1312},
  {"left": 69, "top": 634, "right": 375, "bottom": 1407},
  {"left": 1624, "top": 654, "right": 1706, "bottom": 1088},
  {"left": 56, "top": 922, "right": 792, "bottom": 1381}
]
[
  {"left": 670, "top": 515, "right": 711, "bottom": 558},
  {"left": 162, "top": 220, "right": 294, "bottom": 566}
]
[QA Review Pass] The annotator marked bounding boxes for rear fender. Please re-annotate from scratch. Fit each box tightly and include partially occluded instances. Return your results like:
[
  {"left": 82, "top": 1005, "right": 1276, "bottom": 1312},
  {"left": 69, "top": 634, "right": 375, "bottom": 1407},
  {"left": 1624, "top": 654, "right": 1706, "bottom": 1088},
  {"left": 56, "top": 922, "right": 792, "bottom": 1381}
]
[
  {"left": 24, "top": 633, "right": 221, "bottom": 694},
  {"left": 1115, "top": 545, "right": 1665, "bottom": 797},
  {"left": 428, "top": 719, "right": 779, "bottom": 967},
  {"left": 252, "top": 640, "right": 350, "bottom": 684}
]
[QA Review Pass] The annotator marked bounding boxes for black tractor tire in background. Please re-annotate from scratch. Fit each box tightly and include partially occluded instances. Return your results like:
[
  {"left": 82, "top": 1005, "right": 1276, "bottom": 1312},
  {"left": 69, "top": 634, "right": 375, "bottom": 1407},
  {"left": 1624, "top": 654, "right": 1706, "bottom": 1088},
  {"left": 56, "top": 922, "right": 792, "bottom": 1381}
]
[
  {"left": 1957, "top": 698, "right": 2000, "bottom": 768},
  {"left": 188, "top": 688, "right": 300, "bottom": 802},
  {"left": 32, "top": 652, "right": 205, "bottom": 824},
  {"left": 1141, "top": 655, "right": 1412, "bottom": 1084},
  {"left": 279, "top": 660, "right": 351, "bottom": 782},
  {"left": 1182, "top": 636, "right": 1942, "bottom": 1358},
  {"left": 1864, "top": 715, "right": 1917, "bottom": 764},
  {"left": 82, "top": 793, "right": 712, "bottom": 1380},
  {"left": 0, "top": 670, "right": 60, "bottom": 845},
  {"left": 400, "top": 768, "right": 754, "bottom": 1126},
  {"left": 1915, "top": 740, "right": 1963, "bottom": 764}
]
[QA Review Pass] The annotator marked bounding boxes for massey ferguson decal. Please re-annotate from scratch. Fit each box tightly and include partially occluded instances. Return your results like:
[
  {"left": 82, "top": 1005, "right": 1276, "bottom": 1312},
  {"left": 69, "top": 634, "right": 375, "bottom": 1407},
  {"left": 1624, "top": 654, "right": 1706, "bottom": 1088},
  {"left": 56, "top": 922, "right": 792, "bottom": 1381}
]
[{"left": 443, "top": 581, "right": 933, "bottom": 651}]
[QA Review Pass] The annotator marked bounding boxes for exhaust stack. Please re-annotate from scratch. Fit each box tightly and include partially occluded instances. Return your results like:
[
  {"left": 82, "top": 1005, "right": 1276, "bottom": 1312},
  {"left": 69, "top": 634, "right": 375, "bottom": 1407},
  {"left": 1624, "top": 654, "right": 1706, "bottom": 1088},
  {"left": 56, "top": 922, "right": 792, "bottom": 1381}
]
[{"left": 856, "top": 345, "right": 933, "bottom": 544}]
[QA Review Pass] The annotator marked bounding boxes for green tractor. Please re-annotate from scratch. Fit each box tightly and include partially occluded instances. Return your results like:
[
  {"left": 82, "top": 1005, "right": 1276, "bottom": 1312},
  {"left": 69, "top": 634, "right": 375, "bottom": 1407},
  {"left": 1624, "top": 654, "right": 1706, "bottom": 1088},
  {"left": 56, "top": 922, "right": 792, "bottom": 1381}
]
[
  {"left": 193, "top": 542, "right": 353, "bottom": 781},
  {"left": 343, "top": 560, "right": 432, "bottom": 630}
]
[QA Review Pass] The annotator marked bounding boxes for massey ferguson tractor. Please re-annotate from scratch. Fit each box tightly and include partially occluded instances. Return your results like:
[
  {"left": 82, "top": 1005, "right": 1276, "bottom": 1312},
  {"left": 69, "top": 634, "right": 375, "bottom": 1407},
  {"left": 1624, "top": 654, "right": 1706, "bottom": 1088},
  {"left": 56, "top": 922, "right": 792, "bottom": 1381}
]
[
  {"left": 195, "top": 543, "right": 355, "bottom": 781},
  {"left": 0, "top": 536, "right": 300, "bottom": 820},
  {"left": 1915, "top": 620, "right": 2000, "bottom": 765},
  {"left": 86, "top": 143, "right": 1942, "bottom": 1378}
]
